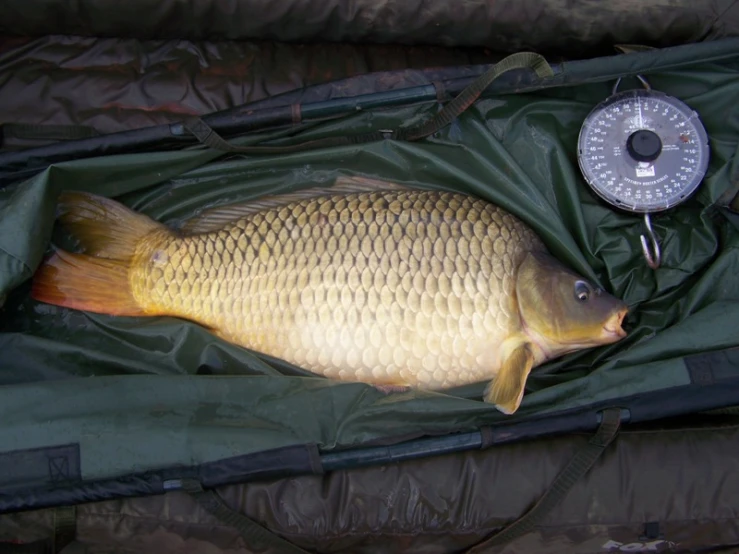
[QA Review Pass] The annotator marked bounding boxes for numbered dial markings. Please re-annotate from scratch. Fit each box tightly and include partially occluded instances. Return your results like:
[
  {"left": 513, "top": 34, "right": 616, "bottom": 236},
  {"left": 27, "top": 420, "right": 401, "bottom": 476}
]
[{"left": 577, "top": 89, "right": 710, "bottom": 213}]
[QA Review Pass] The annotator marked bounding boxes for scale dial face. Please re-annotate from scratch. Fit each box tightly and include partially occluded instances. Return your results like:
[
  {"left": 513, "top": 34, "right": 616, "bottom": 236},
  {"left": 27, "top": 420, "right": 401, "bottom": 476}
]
[{"left": 577, "top": 88, "right": 710, "bottom": 213}]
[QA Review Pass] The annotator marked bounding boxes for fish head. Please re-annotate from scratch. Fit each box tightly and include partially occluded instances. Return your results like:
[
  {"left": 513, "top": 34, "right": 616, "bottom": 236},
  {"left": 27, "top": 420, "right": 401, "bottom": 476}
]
[{"left": 515, "top": 250, "right": 629, "bottom": 356}]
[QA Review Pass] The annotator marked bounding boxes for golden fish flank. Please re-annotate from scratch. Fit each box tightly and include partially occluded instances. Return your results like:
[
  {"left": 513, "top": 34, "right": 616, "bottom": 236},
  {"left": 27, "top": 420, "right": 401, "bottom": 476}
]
[
  {"left": 137, "top": 189, "right": 537, "bottom": 385},
  {"left": 30, "top": 175, "right": 629, "bottom": 414}
]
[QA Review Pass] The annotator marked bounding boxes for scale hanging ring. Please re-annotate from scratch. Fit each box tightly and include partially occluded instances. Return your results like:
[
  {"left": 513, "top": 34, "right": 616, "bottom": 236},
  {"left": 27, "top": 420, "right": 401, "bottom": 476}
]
[{"left": 612, "top": 74, "right": 652, "bottom": 95}]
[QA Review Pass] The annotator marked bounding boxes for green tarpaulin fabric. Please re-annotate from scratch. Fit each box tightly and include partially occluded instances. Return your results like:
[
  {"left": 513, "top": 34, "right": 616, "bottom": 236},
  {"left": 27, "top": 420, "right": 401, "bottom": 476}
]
[{"left": 0, "top": 45, "right": 738, "bottom": 482}]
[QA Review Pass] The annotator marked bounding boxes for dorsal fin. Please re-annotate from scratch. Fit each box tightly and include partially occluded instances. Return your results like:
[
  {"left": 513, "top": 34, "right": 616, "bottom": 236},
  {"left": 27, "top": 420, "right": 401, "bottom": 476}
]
[
  {"left": 332, "top": 175, "right": 416, "bottom": 194},
  {"left": 179, "top": 175, "right": 418, "bottom": 234}
]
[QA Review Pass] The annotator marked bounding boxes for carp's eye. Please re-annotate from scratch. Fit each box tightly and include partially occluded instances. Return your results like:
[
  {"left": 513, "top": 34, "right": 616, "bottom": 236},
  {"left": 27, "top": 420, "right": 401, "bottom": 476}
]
[{"left": 574, "top": 281, "right": 590, "bottom": 302}]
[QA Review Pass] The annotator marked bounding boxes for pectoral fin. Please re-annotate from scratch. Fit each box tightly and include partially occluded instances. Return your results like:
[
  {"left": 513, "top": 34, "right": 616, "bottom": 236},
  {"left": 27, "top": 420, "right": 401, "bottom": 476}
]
[{"left": 484, "top": 343, "right": 534, "bottom": 414}]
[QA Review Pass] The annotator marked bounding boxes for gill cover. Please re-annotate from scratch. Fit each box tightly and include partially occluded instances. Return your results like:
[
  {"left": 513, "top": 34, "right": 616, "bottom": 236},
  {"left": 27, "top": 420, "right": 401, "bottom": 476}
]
[{"left": 515, "top": 251, "right": 626, "bottom": 346}]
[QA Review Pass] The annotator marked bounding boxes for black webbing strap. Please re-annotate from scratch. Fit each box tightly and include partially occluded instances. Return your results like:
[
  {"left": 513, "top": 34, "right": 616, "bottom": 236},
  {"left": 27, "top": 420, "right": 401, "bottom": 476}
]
[
  {"left": 180, "top": 479, "right": 312, "bottom": 554},
  {"left": 1, "top": 124, "right": 99, "bottom": 142},
  {"left": 52, "top": 506, "right": 76, "bottom": 554},
  {"left": 183, "top": 116, "right": 387, "bottom": 156},
  {"left": 0, "top": 505, "right": 77, "bottom": 554},
  {"left": 466, "top": 407, "right": 623, "bottom": 552},
  {"left": 182, "top": 51, "right": 555, "bottom": 155},
  {"left": 395, "top": 52, "right": 553, "bottom": 141}
]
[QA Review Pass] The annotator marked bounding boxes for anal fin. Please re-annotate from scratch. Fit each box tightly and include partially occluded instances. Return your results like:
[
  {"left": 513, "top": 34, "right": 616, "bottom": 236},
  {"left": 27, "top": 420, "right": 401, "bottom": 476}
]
[{"left": 371, "top": 384, "right": 412, "bottom": 395}]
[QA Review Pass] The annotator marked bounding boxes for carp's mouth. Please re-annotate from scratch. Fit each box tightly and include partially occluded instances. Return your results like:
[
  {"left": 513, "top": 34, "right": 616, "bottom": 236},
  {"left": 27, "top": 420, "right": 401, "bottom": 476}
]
[{"left": 602, "top": 307, "right": 628, "bottom": 341}]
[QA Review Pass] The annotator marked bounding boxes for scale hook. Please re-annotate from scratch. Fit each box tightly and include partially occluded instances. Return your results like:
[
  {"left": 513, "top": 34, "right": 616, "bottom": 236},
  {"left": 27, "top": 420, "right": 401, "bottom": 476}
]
[
  {"left": 640, "top": 213, "right": 661, "bottom": 269},
  {"left": 612, "top": 74, "right": 652, "bottom": 95}
]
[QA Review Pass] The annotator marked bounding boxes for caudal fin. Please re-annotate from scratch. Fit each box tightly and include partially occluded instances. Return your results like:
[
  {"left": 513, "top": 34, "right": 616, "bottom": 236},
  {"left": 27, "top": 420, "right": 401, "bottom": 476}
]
[
  {"left": 56, "top": 191, "right": 168, "bottom": 260},
  {"left": 31, "top": 250, "right": 145, "bottom": 316},
  {"left": 31, "top": 191, "right": 171, "bottom": 316}
]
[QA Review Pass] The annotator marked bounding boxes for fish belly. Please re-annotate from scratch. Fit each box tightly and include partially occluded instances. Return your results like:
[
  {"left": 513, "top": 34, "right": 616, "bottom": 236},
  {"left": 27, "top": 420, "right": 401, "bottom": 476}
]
[{"left": 132, "top": 190, "right": 540, "bottom": 390}]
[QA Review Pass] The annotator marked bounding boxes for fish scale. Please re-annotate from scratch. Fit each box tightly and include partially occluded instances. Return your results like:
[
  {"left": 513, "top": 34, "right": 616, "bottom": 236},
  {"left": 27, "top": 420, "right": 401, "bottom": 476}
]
[{"left": 128, "top": 189, "right": 540, "bottom": 389}]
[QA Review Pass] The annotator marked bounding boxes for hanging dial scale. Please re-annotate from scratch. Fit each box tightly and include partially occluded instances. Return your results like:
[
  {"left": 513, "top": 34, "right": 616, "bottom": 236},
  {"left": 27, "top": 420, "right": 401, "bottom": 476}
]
[{"left": 577, "top": 75, "right": 710, "bottom": 269}]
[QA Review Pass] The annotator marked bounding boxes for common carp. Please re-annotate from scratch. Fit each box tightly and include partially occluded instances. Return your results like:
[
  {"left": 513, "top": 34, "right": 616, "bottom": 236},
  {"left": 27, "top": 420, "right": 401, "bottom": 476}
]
[{"left": 30, "top": 175, "right": 629, "bottom": 414}]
